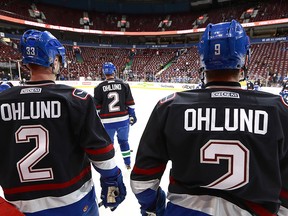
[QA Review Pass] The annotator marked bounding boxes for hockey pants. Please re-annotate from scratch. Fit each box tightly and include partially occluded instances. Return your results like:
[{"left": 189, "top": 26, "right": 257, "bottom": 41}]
[{"left": 105, "top": 125, "right": 131, "bottom": 166}]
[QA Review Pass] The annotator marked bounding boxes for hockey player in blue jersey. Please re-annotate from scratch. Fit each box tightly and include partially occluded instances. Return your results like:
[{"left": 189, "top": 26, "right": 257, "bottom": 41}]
[
  {"left": 0, "top": 29, "right": 126, "bottom": 215},
  {"left": 0, "top": 82, "right": 11, "bottom": 92},
  {"left": 0, "top": 78, "right": 13, "bottom": 92},
  {"left": 94, "top": 62, "right": 137, "bottom": 170},
  {"left": 280, "top": 82, "right": 288, "bottom": 104},
  {"left": 130, "top": 20, "right": 288, "bottom": 216},
  {"left": 253, "top": 80, "right": 261, "bottom": 91}
]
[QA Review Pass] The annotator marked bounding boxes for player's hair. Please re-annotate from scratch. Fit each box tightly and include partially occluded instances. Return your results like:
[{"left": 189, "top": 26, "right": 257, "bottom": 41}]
[
  {"left": 102, "top": 62, "right": 116, "bottom": 75},
  {"left": 198, "top": 19, "right": 250, "bottom": 71},
  {"left": 20, "top": 29, "right": 66, "bottom": 68}
]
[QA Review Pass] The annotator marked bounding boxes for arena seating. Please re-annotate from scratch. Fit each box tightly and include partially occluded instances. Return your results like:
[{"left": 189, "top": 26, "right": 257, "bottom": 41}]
[
  {"left": 1, "top": 0, "right": 288, "bottom": 84},
  {"left": 1, "top": 38, "right": 287, "bottom": 84},
  {"left": 1, "top": 0, "right": 288, "bottom": 32}
]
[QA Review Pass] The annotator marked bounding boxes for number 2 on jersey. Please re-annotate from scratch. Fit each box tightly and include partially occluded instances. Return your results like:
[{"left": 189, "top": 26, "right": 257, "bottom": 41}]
[
  {"left": 16, "top": 125, "right": 54, "bottom": 182},
  {"left": 108, "top": 92, "right": 120, "bottom": 112}
]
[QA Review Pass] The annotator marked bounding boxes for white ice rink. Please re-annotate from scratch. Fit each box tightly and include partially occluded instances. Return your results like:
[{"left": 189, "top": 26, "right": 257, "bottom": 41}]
[{"left": 0, "top": 86, "right": 283, "bottom": 215}]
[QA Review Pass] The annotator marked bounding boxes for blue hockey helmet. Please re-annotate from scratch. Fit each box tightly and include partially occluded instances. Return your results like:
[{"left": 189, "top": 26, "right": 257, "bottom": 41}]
[
  {"left": 0, "top": 83, "right": 11, "bottom": 93},
  {"left": 20, "top": 29, "right": 66, "bottom": 68},
  {"left": 102, "top": 62, "right": 116, "bottom": 75},
  {"left": 198, "top": 20, "right": 250, "bottom": 71}
]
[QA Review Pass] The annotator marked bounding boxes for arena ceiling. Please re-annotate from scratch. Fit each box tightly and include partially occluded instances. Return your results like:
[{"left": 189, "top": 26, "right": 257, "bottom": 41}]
[{"left": 32, "top": 0, "right": 239, "bottom": 14}]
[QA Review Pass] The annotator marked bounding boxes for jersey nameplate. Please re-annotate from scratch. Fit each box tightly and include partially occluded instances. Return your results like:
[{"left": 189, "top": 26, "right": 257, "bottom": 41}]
[{"left": 211, "top": 91, "right": 240, "bottom": 99}]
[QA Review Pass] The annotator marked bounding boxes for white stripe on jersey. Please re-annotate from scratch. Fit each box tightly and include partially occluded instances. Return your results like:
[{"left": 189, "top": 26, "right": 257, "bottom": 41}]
[
  {"left": 9, "top": 179, "right": 94, "bottom": 213},
  {"left": 101, "top": 115, "right": 129, "bottom": 124},
  {"left": 167, "top": 192, "right": 252, "bottom": 216},
  {"left": 90, "top": 157, "right": 117, "bottom": 170},
  {"left": 130, "top": 179, "right": 160, "bottom": 194},
  {"left": 278, "top": 206, "right": 288, "bottom": 216},
  {"left": 128, "top": 104, "right": 135, "bottom": 109}
]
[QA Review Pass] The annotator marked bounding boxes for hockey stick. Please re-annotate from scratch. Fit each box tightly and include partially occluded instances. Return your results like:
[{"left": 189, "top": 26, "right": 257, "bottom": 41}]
[
  {"left": 98, "top": 201, "right": 117, "bottom": 211},
  {"left": 98, "top": 201, "right": 103, "bottom": 207}
]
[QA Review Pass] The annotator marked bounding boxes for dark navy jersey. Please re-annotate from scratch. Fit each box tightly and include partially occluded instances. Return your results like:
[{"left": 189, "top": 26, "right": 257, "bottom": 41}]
[
  {"left": 131, "top": 82, "right": 288, "bottom": 215},
  {"left": 0, "top": 81, "right": 115, "bottom": 203},
  {"left": 93, "top": 78, "right": 135, "bottom": 125}
]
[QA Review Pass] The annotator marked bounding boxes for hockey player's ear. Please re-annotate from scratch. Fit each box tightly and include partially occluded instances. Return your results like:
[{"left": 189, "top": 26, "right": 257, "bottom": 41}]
[{"left": 52, "top": 55, "right": 61, "bottom": 75}]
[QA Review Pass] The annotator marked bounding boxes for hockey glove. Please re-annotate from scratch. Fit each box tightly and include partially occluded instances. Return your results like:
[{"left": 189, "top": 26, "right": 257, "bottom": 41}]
[
  {"left": 141, "top": 187, "right": 166, "bottom": 216},
  {"left": 129, "top": 114, "right": 137, "bottom": 126},
  {"left": 100, "top": 170, "right": 126, "bottom": 211},
  {"left": 128, "top": 108, "right": 137, "bottom": 126}
]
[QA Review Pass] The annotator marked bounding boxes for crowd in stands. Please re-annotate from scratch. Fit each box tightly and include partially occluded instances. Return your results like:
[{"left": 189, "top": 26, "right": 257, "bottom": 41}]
[
  {"left": 1, "top": 38, "right": 288, "bottom": 86},
  {"left": 1, "top": 0, "right": 288, "bottom": 33},
  {"left": 0, "top": 0, "right": 288, "bottom": 85}
]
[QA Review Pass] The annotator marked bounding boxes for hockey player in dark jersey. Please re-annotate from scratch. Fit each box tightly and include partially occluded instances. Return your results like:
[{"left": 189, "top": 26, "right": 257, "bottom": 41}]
[
  {"left": 130, "top": 20, "right": 288, "bottom": 216},
  {"left": 0, "top": 29, "right": 126, "bottom": 215},
  {"left": 94, "top": 62, "right": 137, "bottom": 170}
]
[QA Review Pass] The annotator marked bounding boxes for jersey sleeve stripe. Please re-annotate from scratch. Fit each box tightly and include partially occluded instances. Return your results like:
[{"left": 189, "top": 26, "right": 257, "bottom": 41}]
[
  {"left": 280, "top": 189, "right": 288, "bottom": 199},
  {"left": 126, "top": 100, "right": 135, "bottom": 105},
  {"left": 132, "top": 164, "right": 166, "bottom": 175},
  {"left": 244, "top": 201, "right": 277, "bottom": 216},
  {"left": 90, "top": 158, "right": 117, "bottom": 170},
  {"left": 85, "top": 143, "right": 114, "bottom": 155}
]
